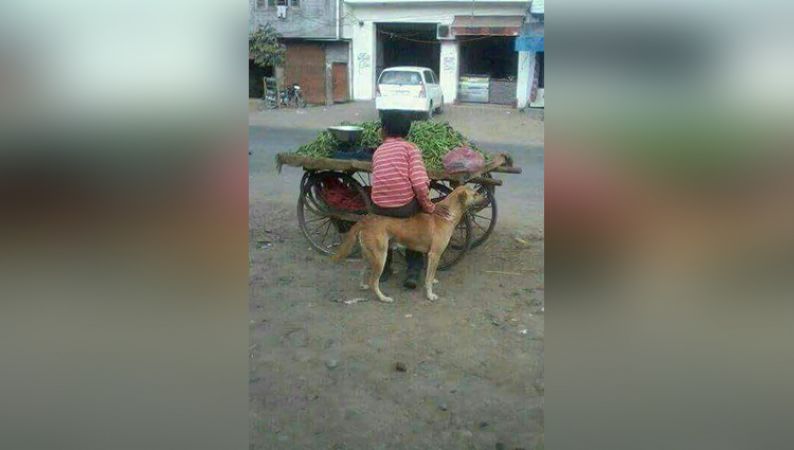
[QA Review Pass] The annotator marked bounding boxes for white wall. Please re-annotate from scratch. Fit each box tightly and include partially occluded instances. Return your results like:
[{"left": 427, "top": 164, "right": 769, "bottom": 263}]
[
  {"left": 350, "top": 22, "right": 376, "bottom": 100},
  {"left": 439, "top": 41, "right": 459, "bottom": 104},
  {"left": 516, "top": 51, "right": 533, "bottom": 109},
  {"left": 343, "top": 1, "right": 528, "bottom": 101}
]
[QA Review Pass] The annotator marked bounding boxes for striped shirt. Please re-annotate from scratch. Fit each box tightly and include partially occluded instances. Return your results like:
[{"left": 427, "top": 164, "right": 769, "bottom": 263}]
[{"left": 371, "top": 138, "right": 435, "bottom": 213}]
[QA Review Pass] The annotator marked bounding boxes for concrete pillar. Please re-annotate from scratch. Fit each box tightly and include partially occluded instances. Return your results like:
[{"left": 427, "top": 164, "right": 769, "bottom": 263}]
[
  {"left": 275, "top": 66, "right": 285, "bottom": 93},
  {"left": 348, "top": 41, "right": 354, "bottom": 101},
  {"left": 351, "top": 21, "right": 376, "bottom": 100},
  {"left": 325, "top": 61, "right": 333, "bottom": 106},
  {"left": 439, "top": 40, "right": 460, "bottom": 104},
  {"left": 516, "top": 51, "right": 534, "bottom": 109}
]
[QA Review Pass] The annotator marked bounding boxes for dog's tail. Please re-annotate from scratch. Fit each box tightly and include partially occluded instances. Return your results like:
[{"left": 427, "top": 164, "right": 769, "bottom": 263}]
[{"left": 331, "top": 221, "right": 364, "bottom": 262}]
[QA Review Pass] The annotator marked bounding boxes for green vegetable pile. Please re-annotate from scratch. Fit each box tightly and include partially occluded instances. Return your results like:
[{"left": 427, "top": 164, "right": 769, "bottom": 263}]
[
  {"left": 294, "top": 120, "right": 487, "bottom": 171},
  {"left": 294, "top": 130, "right": 338, "bottom": 158},
  {"left": 347, "top": 120, "right": 383, "bottom": 149}
]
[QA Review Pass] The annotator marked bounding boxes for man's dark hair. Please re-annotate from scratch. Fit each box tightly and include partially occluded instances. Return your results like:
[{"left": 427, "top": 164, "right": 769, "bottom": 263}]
[{"left": 380, "top": 111, "right": 413, "bottom": 138}]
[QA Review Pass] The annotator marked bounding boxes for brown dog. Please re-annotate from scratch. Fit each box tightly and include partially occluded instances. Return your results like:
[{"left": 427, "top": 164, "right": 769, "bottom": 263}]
[{"left": 332, "top": 185, "right": 486, "bottom": 303}]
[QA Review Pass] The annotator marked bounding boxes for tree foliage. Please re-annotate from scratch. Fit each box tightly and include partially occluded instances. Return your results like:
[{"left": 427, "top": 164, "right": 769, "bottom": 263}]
[{"left": 249, "top": 23, "right": 285, "bottom": 69}]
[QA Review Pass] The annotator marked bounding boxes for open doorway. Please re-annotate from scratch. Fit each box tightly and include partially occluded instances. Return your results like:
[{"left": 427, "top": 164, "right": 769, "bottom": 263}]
[
  {"left": 376, "top": 23, "right": 440, "bottom": 80},
  {"left": 249, "top": 59, "right": 273, "bottom": 98},
  {"left": 460, "top": 36, "right": 517, "bottom": 79},
  {"left": 459, "top": 36, "right": 518, "bottom": 105}
]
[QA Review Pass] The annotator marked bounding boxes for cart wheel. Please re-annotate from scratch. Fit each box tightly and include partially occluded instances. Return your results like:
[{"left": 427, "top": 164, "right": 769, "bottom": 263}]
[
  {"left": 430, "top": 182, "right": 473, "bottom": 270},
  {"left": 467, "top": 175, "right": 498, "bottom": 248},
  {"left": 297, "top": 171, "right": 370, "bottom": 256}
]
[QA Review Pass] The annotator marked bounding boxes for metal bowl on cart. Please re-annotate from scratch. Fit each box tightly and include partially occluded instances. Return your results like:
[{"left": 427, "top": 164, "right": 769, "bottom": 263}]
[{"left": 327, "top": 126, "right": 363, "bottom": 150}]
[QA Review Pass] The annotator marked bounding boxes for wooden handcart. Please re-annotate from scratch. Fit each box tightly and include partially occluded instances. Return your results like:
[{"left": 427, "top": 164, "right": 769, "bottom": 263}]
[{"left": 276, "top": 152, "right": 522, "bottom": 270}]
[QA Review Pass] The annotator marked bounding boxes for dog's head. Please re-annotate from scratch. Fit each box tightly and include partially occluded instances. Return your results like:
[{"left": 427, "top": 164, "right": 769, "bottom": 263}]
[{"left": 453, "top": 185, "right": 487, "bottom": 210}]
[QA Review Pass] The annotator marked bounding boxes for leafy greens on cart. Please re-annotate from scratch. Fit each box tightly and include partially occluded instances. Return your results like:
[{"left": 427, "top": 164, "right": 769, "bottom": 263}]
[{"left": 293, "top": 121, "right": 489, "bottom": 171}]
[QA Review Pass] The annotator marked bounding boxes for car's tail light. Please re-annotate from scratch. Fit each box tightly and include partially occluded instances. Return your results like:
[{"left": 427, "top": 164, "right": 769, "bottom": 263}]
[{"left": 419, "top": 85, "right": 426, "bottom": 98}]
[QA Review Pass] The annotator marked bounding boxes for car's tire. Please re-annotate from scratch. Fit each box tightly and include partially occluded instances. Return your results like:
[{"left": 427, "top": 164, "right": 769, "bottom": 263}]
[
  {"left": 426, "top": 103, "right": 434, "bottom": 120},
  {"left": 436, "top": 97, "right": 444, "bottom": 114}
]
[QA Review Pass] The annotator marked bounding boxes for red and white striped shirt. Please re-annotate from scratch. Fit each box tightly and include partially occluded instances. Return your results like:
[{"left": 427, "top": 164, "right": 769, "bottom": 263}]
[{"left": 371, "top": 138, "right": 435, "bottom": 213}]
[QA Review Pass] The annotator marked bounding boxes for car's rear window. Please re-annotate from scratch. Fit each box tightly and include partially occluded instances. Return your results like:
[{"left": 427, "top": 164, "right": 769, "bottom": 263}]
[{"left": 379, "top": 71, "right": 423, "bottom": 85}]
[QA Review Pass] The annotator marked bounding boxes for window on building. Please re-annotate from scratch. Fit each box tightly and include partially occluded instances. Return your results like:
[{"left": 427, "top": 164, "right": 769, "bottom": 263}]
[
  {"left": 268, "top": 0, "right": 276, "bottom": 6},
  {"left": 256, "top": 0, "right": 265, "bottom": 8},
  {"left": 290, "top": 0, "right": 300, "bottom": 6}
]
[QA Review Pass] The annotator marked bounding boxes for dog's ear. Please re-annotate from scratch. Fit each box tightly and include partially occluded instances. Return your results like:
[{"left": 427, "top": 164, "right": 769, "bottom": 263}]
[{"left": 457, "top": 188, "right": 469, "bottom": 206}]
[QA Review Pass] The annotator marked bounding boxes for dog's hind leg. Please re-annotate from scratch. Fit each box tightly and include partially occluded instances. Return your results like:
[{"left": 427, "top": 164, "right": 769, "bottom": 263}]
[
  {"left": 359, "top": 266, "right": 370, "bottom": 290},
  {"left": 366, "top": 238, "right": 393, "bottom": 303},
  {"left": 424, "top": 251, "right": 441, "bottom": 301}
]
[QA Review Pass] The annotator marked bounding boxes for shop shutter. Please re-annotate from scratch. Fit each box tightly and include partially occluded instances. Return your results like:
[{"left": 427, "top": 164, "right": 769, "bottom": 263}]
[{"left": 285, "top": 43, "right": 326, "bottom": 105}]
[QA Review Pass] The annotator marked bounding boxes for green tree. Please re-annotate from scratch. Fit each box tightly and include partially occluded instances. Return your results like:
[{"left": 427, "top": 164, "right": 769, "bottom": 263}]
[{"left": 249, "top": 23, "right": 285, "bottom": 69}]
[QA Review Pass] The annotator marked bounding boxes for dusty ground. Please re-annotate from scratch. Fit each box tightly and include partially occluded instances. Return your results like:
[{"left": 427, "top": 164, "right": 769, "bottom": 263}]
[{"left": 249, "top": 101, "right": 544, "bottom": 449}]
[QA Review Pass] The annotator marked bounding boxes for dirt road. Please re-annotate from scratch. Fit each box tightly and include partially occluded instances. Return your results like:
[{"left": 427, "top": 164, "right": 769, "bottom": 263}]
[{"left": 249, "top": 102, "right": 544, "bottom": 449}]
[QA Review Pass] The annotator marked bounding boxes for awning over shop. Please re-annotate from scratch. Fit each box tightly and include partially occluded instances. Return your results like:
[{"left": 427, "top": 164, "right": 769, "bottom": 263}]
[
  {"left": 515, "top": 21, "right": 544, "bottom": 52},
  {"left": 515, "top": 36, "right": 544, "bottom": 51},
  {"left": 451, "top": 16, "right": 523, "bottom": 37}
]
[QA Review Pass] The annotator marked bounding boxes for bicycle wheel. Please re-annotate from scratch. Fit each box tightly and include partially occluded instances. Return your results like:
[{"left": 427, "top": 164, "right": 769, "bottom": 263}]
[
  {"left": 467, "top": 176, "right": 498, "bottom": 248},
  {"left": 429, "top": 181, "right": 473, "bottom": 270},
  {"left": 297, "top": 171, "right": 370, "bottom": 257}
]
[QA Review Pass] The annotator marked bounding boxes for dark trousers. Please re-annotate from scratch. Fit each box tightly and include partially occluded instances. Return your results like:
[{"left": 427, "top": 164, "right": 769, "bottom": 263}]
[{"left": 371, "top": 199, "right": 424, "bottom": 275}]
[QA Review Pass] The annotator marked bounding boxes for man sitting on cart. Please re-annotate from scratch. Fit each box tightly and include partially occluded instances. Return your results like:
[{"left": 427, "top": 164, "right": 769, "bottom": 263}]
[{"left": 370, "top": 111, "right": 436, "bottom": 289}]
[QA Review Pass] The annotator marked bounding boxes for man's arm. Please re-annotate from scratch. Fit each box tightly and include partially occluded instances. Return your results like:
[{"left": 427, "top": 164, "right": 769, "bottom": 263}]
[{"left": 407, "top": 145, "right": 435, "bottom": 213}]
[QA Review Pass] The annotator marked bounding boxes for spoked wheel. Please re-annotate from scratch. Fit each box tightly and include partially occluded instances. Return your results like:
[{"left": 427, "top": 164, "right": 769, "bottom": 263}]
[
  {"left": 429, "top": 182, "right": 472, "bottom": 270},
  {"left": 297, "top": 171, "right": 370, "bottom": 256},
  {"left": 467, "top": 175, "right": 498, "bottom": 248},
  {"left": 295, "top": 93, "right": 307, "bottom": 108},
  {"left": 432, "top": 178, "right": 498, "bottom": 249}
]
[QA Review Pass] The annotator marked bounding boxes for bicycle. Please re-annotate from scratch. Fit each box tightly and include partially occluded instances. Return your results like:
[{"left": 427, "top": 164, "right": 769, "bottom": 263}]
[{"left": 281, "top": 83, "right": 307, "bottom": 108}]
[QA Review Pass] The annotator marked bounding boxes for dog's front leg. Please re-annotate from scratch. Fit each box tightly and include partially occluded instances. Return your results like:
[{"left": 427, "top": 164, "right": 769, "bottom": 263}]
[
  {"left": 424, "top": 251, "right": 441, "bottom": 301},
  {"left": 424, "top": 254, "right": 438, "bottom": 284}
]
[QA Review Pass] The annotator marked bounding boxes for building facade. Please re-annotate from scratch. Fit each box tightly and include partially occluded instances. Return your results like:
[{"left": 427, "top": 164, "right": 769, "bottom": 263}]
[
  {"left": 516, "top": 0, "right": 544, "bottom": 108},
  {"left": 342, "top": 0, "right": 532, "bottom": 106},
  {"left": 249, "top": 0, "right": 351, "bottom": 104}
]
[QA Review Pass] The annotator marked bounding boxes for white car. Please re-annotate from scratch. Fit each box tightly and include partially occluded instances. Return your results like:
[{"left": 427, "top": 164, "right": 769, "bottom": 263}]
[{"left": 376, "top": 66, "right": 444, "bottom": 120}]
